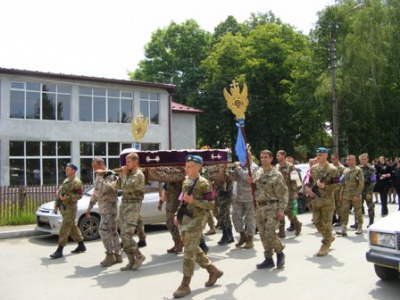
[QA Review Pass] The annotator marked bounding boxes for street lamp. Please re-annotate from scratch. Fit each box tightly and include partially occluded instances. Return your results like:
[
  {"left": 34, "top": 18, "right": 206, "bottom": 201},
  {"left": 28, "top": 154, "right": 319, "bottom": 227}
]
[{"left": 330, "top": 2, "right": 364, "bottom": 155}]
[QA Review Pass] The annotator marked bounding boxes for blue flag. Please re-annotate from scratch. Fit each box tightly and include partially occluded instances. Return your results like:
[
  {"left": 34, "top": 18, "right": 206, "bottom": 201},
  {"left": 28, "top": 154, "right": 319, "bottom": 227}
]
[{"left": 235, "top": 119, "right": 247, "bottom": 166}]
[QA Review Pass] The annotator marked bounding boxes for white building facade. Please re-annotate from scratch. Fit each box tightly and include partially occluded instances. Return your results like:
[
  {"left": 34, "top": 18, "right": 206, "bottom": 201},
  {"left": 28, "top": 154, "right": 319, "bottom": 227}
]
[{"left": 0, "top": 68, "right": 201, "bottom": 186}]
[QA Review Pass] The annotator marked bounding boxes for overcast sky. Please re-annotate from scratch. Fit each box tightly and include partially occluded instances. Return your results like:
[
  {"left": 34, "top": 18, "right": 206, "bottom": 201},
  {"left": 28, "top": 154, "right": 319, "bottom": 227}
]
[{"left": 0, "top": 0, "right": 335, "bottom": 80}]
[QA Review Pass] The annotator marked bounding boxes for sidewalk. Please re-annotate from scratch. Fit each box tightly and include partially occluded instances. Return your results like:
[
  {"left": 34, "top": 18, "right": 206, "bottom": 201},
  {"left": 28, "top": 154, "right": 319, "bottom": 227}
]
[{"left": 0, "top": 224, "right": 48, "bottom": 239}]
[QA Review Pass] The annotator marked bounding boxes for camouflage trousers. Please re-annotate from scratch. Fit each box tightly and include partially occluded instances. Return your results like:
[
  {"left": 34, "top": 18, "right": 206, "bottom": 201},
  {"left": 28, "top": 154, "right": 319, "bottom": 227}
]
[
  {"left": 232, "top": 201, "right": 255, "bottom": 235},
  {"left": 119, "top": 202, "right": 141, "bottom": 255},
  {"left": 207, "top": 210, "right": 216, "bottom": 229},
  {"left": 311, "top": 198, "right": 334, "bottom": 245},
  {"left": 255, "top": 202, "right": 284, "bottom": 258},
  {"left": 59, "top": 209, "right": 83, "bottom": 246},
  {"left": 181, "top": 229, "right": 211, "bottom": 277},
  {"left": 99, "top": 213, "right": 121, "bottom": 255},
  {"left": 362, "top": 192, "right": 375, "bottom": 221},
  {"left": 136, "top": 214, "right": 146, "bottom": 241},
  {"left": 334, "top": 189, "right": 342, "bottom": 218},
  {"left": 218, "top": 195, "right": 232, "bottom": 230},
  {"left": 166, "top": 197, "right": 181, "bottom": 239},
  {"left": 341, "top": 196, "right": 363, "bottom": 226}
]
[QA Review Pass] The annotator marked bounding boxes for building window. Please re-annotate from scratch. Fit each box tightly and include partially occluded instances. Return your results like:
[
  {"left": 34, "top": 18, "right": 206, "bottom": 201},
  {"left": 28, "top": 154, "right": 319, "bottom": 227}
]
[
  {"left": 79, "top": 87, "right": 133, "bottom": 123},
  {"left": 140, "top": 92, "right": 159, "bottom": 124},
  {"left": 9, "top": 141, "right": 72, "bottom": 186},
  {"left": 10, "top": 82, "right": 71, "bottom": 120}
]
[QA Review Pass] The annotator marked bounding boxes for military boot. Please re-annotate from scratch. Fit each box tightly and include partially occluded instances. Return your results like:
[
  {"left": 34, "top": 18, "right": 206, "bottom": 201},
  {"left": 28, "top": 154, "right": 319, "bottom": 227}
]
[
  {"left": 355, "top": 224, "right": 363, "bottom": 235},
  {"left": 71, "top": 241, "right": 86, "bottom": 254},
  {"left": 120, "top": 252, "right": 135, "bottom": 271},
  {"left": 132, "top": 250, "right": 146, "bottom": 270},
  {"left": 350, "top": 222, "right": 358, "bottom": 229},
  {"left": 100, "top": 253, "right": 116, "bottom": 267},
  {"left": 367, "top": 217, "right": 374, "bottom": 228},
  {"left": 277, "top": 225, "right": 286, "bottom": 238},
  {"left": 286, "top": 222, "right": 295, "bottom": 232},
  {"left": 50, "top": 246, "right": 64, "bottom": 259},
  {"left": 316, "top": 243, "right": 330, "bottom": 257},
  {"left": 225, "top": 228, "right": 234, "bottom": 244},
  {"left": 205, "top": 264, "right": 223, "bottom": 287},
  {"left": 243, "top": 235, "right": 254, "bottom": 249},
  {"left": 174, "top": 237, "right": 183, "bottom": 254},
  {"left": 293, "top": 218, "right": 302, "bottom": 236},
  {"left": 336, "top": 226, "right": 347, "bottom": 237},
  {"left": 333, "top": 217, "right": 342, "bottom": 227},
  {"left": 276, "top": 252, "right": 285, "bottom": 268},
  {"left": 173, "top": 276, "right": 191, "bottom": 298},
  {"left": 137, "top": 239, "right": 147, "bottom": 248},
  {"left": 167, "top": 238, "right": 177, "bottom": 253},
  {"left": 114, "top": 253, "right": 123, "bottom": 263},
  {"left": 199, "top": 236, "right": 209, "bottom": 254},
  {"left": 217, "top": 229, "right": 229, "bottom": 245},
  {"left": 256, "top": 257, "right": 275, "bottom": 269},
  {"left": 235, "top": 232, "right": 247, "bottom": 247}
]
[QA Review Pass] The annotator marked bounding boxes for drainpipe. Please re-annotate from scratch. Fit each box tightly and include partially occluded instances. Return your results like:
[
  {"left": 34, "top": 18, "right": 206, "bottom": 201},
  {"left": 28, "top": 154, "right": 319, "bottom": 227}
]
[{"left": 168, "top": 93, "right": 172, "bottom": 150}]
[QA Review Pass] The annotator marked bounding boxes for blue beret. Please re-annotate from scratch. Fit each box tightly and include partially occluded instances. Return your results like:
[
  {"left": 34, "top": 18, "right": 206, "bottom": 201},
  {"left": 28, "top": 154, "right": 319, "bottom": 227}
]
[
  {"left": 66, "top": 162, "right": 78, "bottom": 171},
  {"left": 185, "top": 154, "right": 203, "bottom": 165},
  {"left": 316, "top": 147, "right": 328, "bottom": 153}
]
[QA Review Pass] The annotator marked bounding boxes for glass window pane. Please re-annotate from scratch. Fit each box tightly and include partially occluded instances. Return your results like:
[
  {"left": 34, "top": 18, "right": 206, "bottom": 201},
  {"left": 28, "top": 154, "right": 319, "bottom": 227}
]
[
  {"left": 80, "top": 142, "right": 93, "bottom": 156},
  {"left": 80, "top": 158, "right": 94, "bottom": 184},
  {"left": 43, "top": 159, "right": 56, "bottom": 185},
  {"left": 26, "top": 141, "right": 40, "bottom": 156},
  {"left": 93, "top": 97, "right": 106, "bottom": 122},
  {"left": 58, "top": 85, "right": 71, "bottom": 94},
  {"left": 42, "top": 142, "right": 56, "bottom": 156},
  {"left": 58, "top": 159, "right": 70, "bottom": 184},
  {"left": 11, "top": 82, "right": 24, "bottom": 89},
  {"left": 93, "top": 88, "right": 106, "bottom": 96},
  {"left": 10, "top": 90, "right": 25, "bottom": 118},
  {"left": 94, "top": 142, "right": 106, "bottom": 156},
  {"left": 121, "top": 91, "right": 132, "bottom": 98},
  {"left": 150, "top": 93, "right": 159, "bottom": 100},
  {"left": 79, "top": 96, "right": 92, "bottom": 121},
  {"left": 108, "top": 158, "right": 120, "bottom": 170},
  {"left": 140, "top": 92, "right": 148, "bottom": 100},
  {"left": 108, "top": 98, "right": 119, "bottom": 123},
  {"left": 122, "top": 143, "right": 132, "bottom": 150},
  {"left": 42, "top": 92, "right": 56, "bottom": 120},
  {"left": 10, "top": 141, "right": 24, "bottom": 156},
  {"left": 108, "top": 89, "right": 119, "bottom": 97},
  {"left": 42, "top": 84, "right": 56, "bottom": 93},
  {"left": 26, "top": 91, "right": 40, "bottom": 119},
  {"left": 150, "top": 101, "right": 159, "bottom": 124},
  {"left": 141, "top": 143, "right": 160, "bottom": 150},
  {"left": 121, "top": 99, "right": 133, "bottom": 123},
  {"left": 108, "top": 142, "right": 120, "bottom": 156},
  {"left": 26, "top": 82, "right": 40, "bottom": 91},
  {"left": 9, "top": 159, "right": 25, "bottom": 185},
  {"left": 26, "top": 159, "right": 41, "bottom": 185},
  {"left": 57, "top": 94, "right": 71, "bottom": 120},
  {"left": 140, "top": 100, "right": 149, "bottom": 121},
  {"left": 58, "top": 142, "right": 71, "bottom": 156},
  {"left": 79, "top": 87, "right": 92, "bottom": 95}
]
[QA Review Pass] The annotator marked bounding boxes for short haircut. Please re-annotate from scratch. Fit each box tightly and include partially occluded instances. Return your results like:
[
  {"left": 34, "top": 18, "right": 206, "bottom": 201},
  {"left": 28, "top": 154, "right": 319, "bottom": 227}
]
[
  {"left": 260, "top": 150, "right": 273, "bottom": 158},
  {"left": 126, "top": 152, "right": 139, "bottom": 161},
  {"left": 331, "top": 153, "right": 339, "bottom": 158},
  {"left": 347, "top": 154, "right": 356, "bottom": 160},
  {"left": 277, "top": 150, "right": 287, "bottom": 157},
  {"left": 359, "top": 153, "right": 369, "bottom": 160},
  {"left": 92, "top": 157, "right": 105, "bottom": 165}
]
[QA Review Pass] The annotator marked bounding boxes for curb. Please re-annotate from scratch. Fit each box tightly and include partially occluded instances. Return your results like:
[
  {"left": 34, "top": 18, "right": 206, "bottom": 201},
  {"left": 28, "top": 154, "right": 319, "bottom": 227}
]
[{"left": 0, "top": 229, "right": 49, "bottom": 240}]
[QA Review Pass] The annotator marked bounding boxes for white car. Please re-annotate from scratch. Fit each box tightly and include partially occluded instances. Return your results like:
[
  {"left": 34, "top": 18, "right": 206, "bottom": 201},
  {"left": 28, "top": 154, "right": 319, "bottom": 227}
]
[
  {"left": 35, "top": 186, "right": 165, "bottom": 241},
  {"left": 366, "top": 211, "right": 400, "bottom": 281}
]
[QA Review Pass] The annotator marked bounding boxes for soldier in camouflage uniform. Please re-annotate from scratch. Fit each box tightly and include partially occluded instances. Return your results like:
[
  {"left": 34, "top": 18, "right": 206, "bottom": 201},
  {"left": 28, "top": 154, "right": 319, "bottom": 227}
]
[
  {"left": 359, "top": 153, "right": 376, "bottom": 228},
  {"left": 136, "top": 215, "right": 147, "bottom": 247},
  {"left": 331, "top": 153, "right": 345, "bottom": 226},
  {"left": 231, "top": 155, "right": 259, "bottom": 249},
  {"left": 86, "top": 158, "right": 121, "bottom": 267},
  {"left": 160, "top": 181, "right": 183, "bottom": 253},
  {"left": 50, "top": 163, "right": 86, "bottom": 259},
  {"left": 117, "top": 152, "right": 146, "bottom": 271},
  {"left": 336, "top": 155, "right": 365, "bottom": 236},
  {"left": 172, "top": 155, "right": 223, "bottom": 299},
  {"left": 215, "top": 175, "right": 234, "bottom": 245},
  {"left": 276, "top": 150, "right": 302, "bottom": 237},
  {"left": 248, "top": 150, "right": 288, "bottom": 269},
  {"left": 305, "top": 147, "right": 340, "bottom": 257}
]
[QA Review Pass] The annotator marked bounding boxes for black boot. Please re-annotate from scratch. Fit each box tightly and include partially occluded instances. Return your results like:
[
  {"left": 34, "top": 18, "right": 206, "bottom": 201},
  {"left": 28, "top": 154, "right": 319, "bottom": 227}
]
[
  {"left": 199, "top": 236, "right": 209, "bottom": 254},
  {"left": 226, "top": 228, "right": 234, "bottom": 244},
  {"left": 217, "top": 229, "right": 229, "bottom": 245},
  {"left": 276, "top": 252, "right": 285, "bottom": 268},
  {"left": 367, "top": 217, "right": 374, "bottom": 228},
  {"left": 138, "top": 239, "right": 147, "bottom": 248},
  {"left": 71, "top": 241, "right": 86, "bottom": 254},
  {"left": 50, "top": 246, "right": 64, "bottom": 259},
  {"left": 333, "top": 217, "right": 342, "bottom": 227},
  {"left": 286, "top": 222, "right": 295, "bottom": 232},
  {"left": 332, "top": 214, "right": 338, "bottom": 225},
  {"left": 350, "top": 222, "right": 358, "bottom": 229},
  {"left": 256, "top": 257, "right": 275, "bottom": 269}
]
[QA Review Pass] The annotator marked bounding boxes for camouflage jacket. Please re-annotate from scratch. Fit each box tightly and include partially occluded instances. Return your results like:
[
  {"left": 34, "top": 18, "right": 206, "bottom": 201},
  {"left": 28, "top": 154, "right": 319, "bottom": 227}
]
[
  {"left": 118, "top": 168, "right": 145, "bottom": 202},
  {"left": 359, "top": 164, "right": 376, "bottom": 194},
  {"left": 340, "top": 166, "right": 364, "bottom": 198},
  {"left": 231, "top": 162, "right": 259, "bottom": 203},
  {"left": 58, "top": 176, "right": 83, "bottom": 209},
  {"left": 253, "top": 167, "right": 288, "bottom": 211},
  {"left": 89, "top": 171, "right": 119, "bottom": 215},
  {"left": 276, "top": 161, "right": 300, "bottom": 198},
  {"left": 307, "top": 163, "right": 340, "bottom": 200}
]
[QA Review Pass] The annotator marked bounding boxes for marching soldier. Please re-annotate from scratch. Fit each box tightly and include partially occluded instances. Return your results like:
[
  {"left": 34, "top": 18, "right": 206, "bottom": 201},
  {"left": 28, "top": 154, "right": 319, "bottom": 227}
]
[
  {"left": 173, "top": 155, "right": 223, "bottom": 298},
  {"left": 359, "top": 153, "right": 376, "bottom": 228},
  {"left": 331, "top": 153, "right": 345, "bottom": 226},
  {"left": 50, "top": 163, "right": 86, "bottom": 259},
  {"left": 248, "top": 150, "right": 288, "bottom": 269}
]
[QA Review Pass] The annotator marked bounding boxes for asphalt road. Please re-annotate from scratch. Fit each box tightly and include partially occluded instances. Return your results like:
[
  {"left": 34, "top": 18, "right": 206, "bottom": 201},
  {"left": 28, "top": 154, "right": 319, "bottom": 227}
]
[{"left": 1, "top": 206, "right": 399, "bottom": 300}]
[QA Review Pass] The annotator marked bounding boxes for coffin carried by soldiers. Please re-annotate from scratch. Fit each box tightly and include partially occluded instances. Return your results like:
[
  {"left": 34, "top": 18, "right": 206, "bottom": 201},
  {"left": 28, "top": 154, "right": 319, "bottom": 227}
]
[{"left": 119, "top": 148, "right": 230, "bottom": 183}]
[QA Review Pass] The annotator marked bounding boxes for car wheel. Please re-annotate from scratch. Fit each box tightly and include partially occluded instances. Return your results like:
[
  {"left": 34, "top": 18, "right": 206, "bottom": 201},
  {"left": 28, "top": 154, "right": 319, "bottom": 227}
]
[
  {"left": 374, "top": 264, "right": 400, "bottom": 281},
  {"left": 78, "top": 214, "right": 100, "bottom": 241},
  {"left": 297, "top": 195, "right": 307, "bottom": 214}
]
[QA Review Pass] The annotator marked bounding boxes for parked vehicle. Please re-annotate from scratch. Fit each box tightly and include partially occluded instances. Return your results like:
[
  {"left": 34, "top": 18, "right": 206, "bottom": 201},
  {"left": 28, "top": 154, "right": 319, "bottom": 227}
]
[
  {"left": 366, "top": 211, "right": 400, "bottom": 281},
  {"left": 35, "top": 185, "right": 164, "bottom": 241}
]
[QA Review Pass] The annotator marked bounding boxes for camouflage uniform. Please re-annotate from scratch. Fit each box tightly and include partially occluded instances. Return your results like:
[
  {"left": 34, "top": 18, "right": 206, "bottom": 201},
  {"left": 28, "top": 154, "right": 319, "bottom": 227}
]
[
  {"left": 333, "top": 162, "right": 345, "bottom": 221},
  {"left": 340, "top": 166, "right": 365, "bottom": 228},
  {"left": 118, "top": 168, "right": 145, "bottom": 268},
  {"left": 216, "top": 179, "right": 233, "bottom": 230},
  {"left": 360, "top": 164, "right": 376, "bottom": 225},
  {"left": 307, "top": 163, "right": 339, "bottom": 254},
  {"left": 165, "top": 182, "right": 183, "bottom": 240},
  {"left": 58, "top": 176, "right": 84, "bottom": 246},
  {"left": 178, "top": 175, "right": 214, "bottom": 278},
  {"left": 253, "top": 167, "right": 288, "bottom": 259},
  {"left": 231, "top": 162, "right": 258, "bottom": 235},
  {"left": 136, "top": 214, "right": 146, "bottom": 241},
  {"left": 88, "top": 171, "right": 120, "bottom": 256}
]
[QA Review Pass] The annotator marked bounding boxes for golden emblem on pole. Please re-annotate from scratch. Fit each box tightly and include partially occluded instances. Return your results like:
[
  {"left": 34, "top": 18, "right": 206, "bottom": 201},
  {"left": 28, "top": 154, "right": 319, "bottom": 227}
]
[
  {"left": 131, "top": 112, "right": 149, "bottom": 143},
  {"left": 223, "top": 80, "right": 249, "bottom": 120}
]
